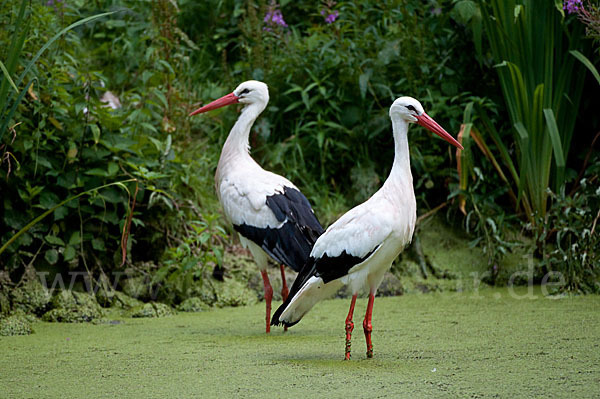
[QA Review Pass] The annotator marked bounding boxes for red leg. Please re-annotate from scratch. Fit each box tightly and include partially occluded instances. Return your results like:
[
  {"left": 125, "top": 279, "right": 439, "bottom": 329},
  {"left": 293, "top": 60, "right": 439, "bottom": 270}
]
[
  {"left": 363, "top": 293, "right": 375, "bottom": 358},
  {"left": 344, "top": 294, "right": 358, "bottom": 360},
  {"left": 279, "top": 265, "right": 289, "bottom": 332},
  {"left": 279, "top": 265, "right": 289, "bottom": 302},
  {"left": 260, "top": 270, "right": 273, "bottom": 334}
]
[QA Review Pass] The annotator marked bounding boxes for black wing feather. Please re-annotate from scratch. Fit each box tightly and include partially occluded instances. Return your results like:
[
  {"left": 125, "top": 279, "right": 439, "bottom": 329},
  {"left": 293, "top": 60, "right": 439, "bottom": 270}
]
[{"left": 234, "top": 186, "right": 324, "bottom": 272}]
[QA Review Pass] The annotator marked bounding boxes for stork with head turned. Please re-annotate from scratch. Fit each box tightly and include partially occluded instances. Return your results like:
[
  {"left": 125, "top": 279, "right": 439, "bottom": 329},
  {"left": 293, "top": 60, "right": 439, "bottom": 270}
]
[
  {"left": 189, "top": 80, "right": 324, "bottom": 333},
  {"left": 271, "top": 97, "right": 463, "bottom": 359}
]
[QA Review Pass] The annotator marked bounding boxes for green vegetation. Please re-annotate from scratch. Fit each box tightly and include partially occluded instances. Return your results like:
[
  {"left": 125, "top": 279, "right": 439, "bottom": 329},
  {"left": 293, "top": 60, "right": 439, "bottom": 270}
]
[
  {"left": 475, "top": 0, "right": 587, "bottom": 221},
  {"left": 1, "top": 289, "right": 599, "bottom": 397},
  {"left": 0, "top": 0, "right": 598, "bottom": 340}
]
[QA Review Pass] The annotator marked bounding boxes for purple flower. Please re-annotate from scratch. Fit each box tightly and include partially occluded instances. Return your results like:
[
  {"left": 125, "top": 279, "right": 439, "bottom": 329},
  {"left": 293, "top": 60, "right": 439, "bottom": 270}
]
[
  {"left": 563, "top": 0, "right": 583, "bottom": 14},
  {"left": 322, "top": 10, "right": 339, "bottom": 24},
  {"left": 264, "top": 3, "right": 288, "bottom": 28}
]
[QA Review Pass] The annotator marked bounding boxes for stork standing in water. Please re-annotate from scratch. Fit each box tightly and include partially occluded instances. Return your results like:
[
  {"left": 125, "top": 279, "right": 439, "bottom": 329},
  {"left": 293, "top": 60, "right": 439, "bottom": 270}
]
[
  {"left": 189, "top": 81, "right": 324, "bottom": 333},
  {"left": 272, "top": 97, "right": 463, "bottom": 359}
]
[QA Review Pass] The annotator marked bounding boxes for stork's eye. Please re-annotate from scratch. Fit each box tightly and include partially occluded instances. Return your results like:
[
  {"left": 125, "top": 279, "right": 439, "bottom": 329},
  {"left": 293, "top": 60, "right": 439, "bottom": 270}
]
[
  {"left": 240, "top": 88, "right": 250, "bottom": 95},
  {"left": 406, "top": 105, "right": 416, "bottom": 112}
]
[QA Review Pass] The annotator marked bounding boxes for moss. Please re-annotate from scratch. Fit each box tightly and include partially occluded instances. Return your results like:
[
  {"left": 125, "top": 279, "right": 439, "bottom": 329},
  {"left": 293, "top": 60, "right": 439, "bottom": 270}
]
[
  {"left": 375, "top": 272, "right": 404, "bottom": 296},
  {"left": 213, "top": 278, "right": 258, "bottom": 308},
  {"left": 95, "top": 283, "right": 144, "bottom": 310},
  {"left": 0, "top": 314, "right": 33, "bottom": 336},
  {"left": 121, "top": 276, "right": 151, "bottom": 301},
  {"left": 42, "top": 290, "right": 104, "bottom": 323},
  {"left": 10, "top": 280, "right": 51, "bottom": 316},
  {"left": 9, "top": 309, "right": 38, "bottom": 323},
  {"left": 183, "top": 281, "right": 218, "bottom": 306},
  {"left": 111, "top": 291, "right": 144, "bottom": 309},
  {"left": 176, "top": 297, "right": 210, "bottom": 312},
  {"left": 0, "top": 289, "right": 10, "bottom": 316},
  {"left": 223, "top": 250, "right": 259, "bottom": 283},
  {"left": 129, "top": 302, "right": 175, "bottom": 318},
  {"left": 49, "top": 290, "right": 77, "bottom": 309},
  {"left": 94, "top": 273, "right": 117, "bottom": 307}
]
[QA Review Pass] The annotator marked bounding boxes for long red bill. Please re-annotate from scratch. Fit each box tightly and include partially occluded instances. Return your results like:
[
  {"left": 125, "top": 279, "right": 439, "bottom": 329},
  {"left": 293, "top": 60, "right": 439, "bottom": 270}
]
[
  {"left": 189, "top": 92, "right": 240, "bottom": 116},
  {"left": 415, "top": 112, "right": 463, "bottom": 150}
]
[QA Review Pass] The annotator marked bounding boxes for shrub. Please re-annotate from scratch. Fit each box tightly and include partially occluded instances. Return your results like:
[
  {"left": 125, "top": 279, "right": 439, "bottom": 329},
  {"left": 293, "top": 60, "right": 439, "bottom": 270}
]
[{"left": 0, "top": 1, "right": 224, "bottom": 286}]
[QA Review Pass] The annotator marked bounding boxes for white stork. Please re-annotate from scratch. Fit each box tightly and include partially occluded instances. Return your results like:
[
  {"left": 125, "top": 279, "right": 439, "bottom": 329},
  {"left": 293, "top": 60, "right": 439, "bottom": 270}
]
[
  {"left": 271, "top": 97, "right": 463, "bottom": 359},
  {"left": 189, "top": 80, "right": 324, "bottom": 333}
]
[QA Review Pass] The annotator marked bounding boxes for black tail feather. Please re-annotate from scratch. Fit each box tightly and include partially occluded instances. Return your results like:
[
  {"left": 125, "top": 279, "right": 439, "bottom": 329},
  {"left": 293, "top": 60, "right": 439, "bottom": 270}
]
[{"left": 270, "top": 256, "right": 319, "bottom": 327}]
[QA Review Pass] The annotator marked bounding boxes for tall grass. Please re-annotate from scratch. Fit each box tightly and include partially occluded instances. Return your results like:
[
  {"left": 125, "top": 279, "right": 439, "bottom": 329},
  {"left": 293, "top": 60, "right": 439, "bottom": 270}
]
[{"left": 474, "top": 0, "right": 587, "bottom": 225}]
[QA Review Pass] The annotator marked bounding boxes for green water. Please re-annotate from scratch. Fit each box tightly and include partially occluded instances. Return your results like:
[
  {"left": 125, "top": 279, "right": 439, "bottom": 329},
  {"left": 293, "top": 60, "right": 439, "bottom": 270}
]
[{"left": 1, "top": 288, "right": 599, "bottom": 398}]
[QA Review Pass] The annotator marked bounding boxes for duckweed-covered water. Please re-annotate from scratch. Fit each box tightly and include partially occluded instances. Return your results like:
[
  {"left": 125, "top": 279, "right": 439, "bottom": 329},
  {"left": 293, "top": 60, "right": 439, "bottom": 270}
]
[{"left": 1, "top": 288, "right": 598, "bottom": 398}]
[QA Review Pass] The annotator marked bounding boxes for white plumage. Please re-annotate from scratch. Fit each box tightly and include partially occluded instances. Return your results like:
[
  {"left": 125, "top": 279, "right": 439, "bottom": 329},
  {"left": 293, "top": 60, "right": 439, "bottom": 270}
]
[
  {"left": 272, "top": 96, "right": 462, "bottom": 359},
  {"left": 190, "top": 81, "right": 324, "bottom": 333}
]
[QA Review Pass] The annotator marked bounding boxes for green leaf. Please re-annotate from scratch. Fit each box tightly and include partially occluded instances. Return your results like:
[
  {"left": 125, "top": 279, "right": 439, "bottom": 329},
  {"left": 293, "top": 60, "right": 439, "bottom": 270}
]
[
  {"left": 0, "top": 61, "right": 18, "bottom": 93},
  {"left": 513, "top": 5, "right": 522, "bottom": 21},
  {"left": 543, "top": 108, "right": 565, "bottom": 189},
  {"left": 141, "top": 122, "right": 159, "bottom": 133},
  {"left": 90, "top": 124, "right": 101, "bottom": 144},
  {"left": 153, "top": 88, "right": 169, "bottom": 109},
  {"left": 152, "top": 266, "right": 172, "bottom": 284},
  {"left": 68, "top": 231, "right": 81, "bottom": 247},
  {"left": 63, "top": 246, "right": 77, "bottom": 261},
  {"left": 570, "top": 50, "right": 600, "bottom": 86},
  {"left": 0, "top": 0, "right": 28, "bottom": 109},
  {"left": 358, "top": 73, "right": 369, "bottom": 100},
  {"left": 53, "top": 206, "right": 68, "bottom": 221},
  {"left": 453, "top": 0, "right": 478, "bottom": 24},
  {"left": 45, "top": 249, "right": 58, "bottom": 265},
  {"left": 85, "top": 168, "right": 109, "bottom": 177},
  {"left": 91, "top": 238, "right": 106, "bottom": 251},
  {"left": 108, "top": 162, "right": 119, "bottom": 176},
  {"left": 554, "top": 0, "right": 565, "bottom": 17},
  {"left": 213, "top": 247, "right": 223, "bottom": 266},
  {"left": 39, "top": 192, "right": 60, "bottom": 209},
  {"left": 45, "top": 235, "right": 65, "bottom": 246}
]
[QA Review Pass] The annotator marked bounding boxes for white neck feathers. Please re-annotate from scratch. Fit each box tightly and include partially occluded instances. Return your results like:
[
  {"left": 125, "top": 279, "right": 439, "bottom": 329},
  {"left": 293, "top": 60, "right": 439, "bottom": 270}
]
[{"left": 216, "top": 102, "right": 265, "bottom": 187}]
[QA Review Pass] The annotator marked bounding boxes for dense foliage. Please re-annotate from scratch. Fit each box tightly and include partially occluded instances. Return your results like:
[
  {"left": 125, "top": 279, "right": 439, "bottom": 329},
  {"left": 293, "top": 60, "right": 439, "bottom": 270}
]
[
  {"left": 1, "top": 0, "right": 598, "bottom": 296},
  {"left": 0, "top": 0, "right": 224, "bottom": 295}
]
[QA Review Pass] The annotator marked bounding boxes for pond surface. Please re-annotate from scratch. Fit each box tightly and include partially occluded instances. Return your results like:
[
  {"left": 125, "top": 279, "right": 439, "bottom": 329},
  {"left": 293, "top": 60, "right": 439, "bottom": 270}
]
[{"left": 1, "top": 288, "right": 599, "bottom": 398}]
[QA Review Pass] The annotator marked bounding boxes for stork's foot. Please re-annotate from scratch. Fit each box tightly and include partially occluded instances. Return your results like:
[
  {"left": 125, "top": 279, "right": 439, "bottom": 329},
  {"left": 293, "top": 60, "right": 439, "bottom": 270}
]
[
  {"left": 363, "top": 320, "right": 373, "bottom": 358},
  {"left": 344, "top": 294, "right": 358, "bottom": 361},
  {"left": 345, "top": 319, "right": 354, "bottom": 360}
]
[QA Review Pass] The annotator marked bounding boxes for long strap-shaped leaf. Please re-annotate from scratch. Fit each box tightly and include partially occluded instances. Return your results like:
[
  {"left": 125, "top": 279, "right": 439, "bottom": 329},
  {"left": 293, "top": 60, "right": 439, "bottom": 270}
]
[
  {"left": 570, "top": 50, "right": 600, "bottom": 86},
  {"left": 543, "top": 108, "right": 565, "bottom": 189},
  {"left": 0, "top": 0, "right": 28, "bottom": 108},
  {"left": 0, "top": 61, "right": 19, "bottom": 94}
]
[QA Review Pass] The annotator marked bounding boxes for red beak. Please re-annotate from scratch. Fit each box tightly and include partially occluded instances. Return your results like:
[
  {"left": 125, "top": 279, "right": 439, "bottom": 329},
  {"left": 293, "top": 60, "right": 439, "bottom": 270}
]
[
  {"left": 189, "top": 92, "right": 240, "bottom": 116},
  {"left": 415, "top": 112, "right": 463, "bottom": 150}
]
